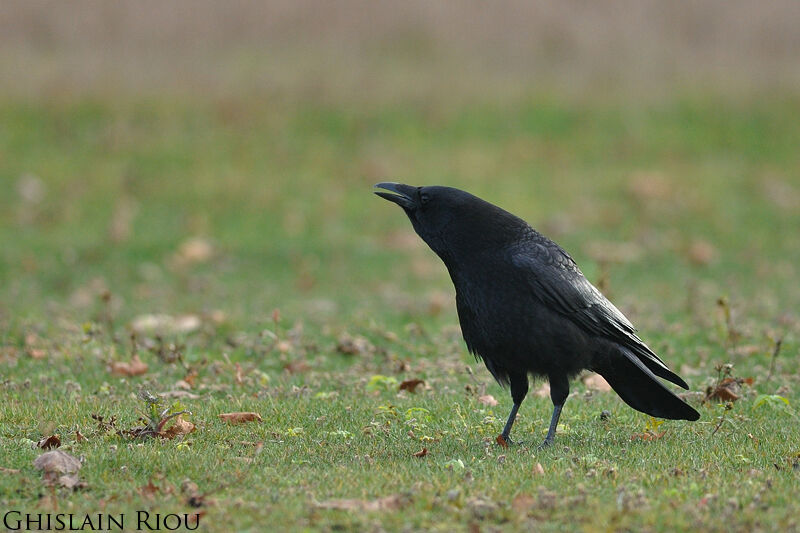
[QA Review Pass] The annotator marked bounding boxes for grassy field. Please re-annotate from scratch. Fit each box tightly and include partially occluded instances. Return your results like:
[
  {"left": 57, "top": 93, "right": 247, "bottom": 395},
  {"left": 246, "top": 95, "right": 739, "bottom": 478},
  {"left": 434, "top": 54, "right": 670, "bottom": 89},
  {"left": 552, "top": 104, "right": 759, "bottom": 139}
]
[{"left": 1, "top": 91, "right": 800, "bottom": 532}]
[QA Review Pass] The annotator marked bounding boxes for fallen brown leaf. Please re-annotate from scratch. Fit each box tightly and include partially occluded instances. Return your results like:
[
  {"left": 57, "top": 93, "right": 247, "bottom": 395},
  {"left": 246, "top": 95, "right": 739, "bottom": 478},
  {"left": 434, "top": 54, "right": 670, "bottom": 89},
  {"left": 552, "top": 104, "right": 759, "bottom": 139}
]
[
  {"left": 687, "top": 239, "right": 716, "bottom": 266},
  {"left": 75, "top": 430, "right": 87, "bottom": 443},
  {"left": 162, "top": 415, "right": 196, "bottom": 439},
  {"left": 37, "top": 435, "right": 61, "bottom": 450},
  {"left": 178, "top": 479, "right": 212, "bottom": 507},
  {"left": 57, "top": 474, "right": 85, "bottom": 489},
  {"left": 630, "top": 431, "right": 666, "bottom": 442},
  {"left": 109, "top": 354, "right": 148, "bottom": 377},
  {"left": 412, "top": 448, "right": 428, "bottom": 458},
  {"left": 336, "top": 333, "right": 375, "bottom": 356},
  {"left": 706, "top": 377, "right": 744, "bottom": 402},
  {"left": 34, "top": 450, "right": 81, "bottom": 474},
  {"left": 478, "top": 394, "right": 499, "bottom": 406},
  {"left": 183, "top": 369, "right": 198, "bottom": 387},
  {"left": 186, "top": 512, "right": 206, "bottom": 528},
  {"left": 399, "top": 379, "right": 425, "bottom": 393},
  {"left": 138, "top": 480, "right": 160, "bottom": 500},
  {"left": 130, "top": 314, "right": 201, "bottom": 335},
  {"left": 512, "top": 493, "right": 536, "bottom": 513},
  {"left": 427, "top": 290, "right": 450, "bottom": 316},
  {"left": 533, "top": 382, "right": 550, "bottom": 398},
  {"left": 583, "top": 373, "right": 612, "bottom": 392},
  {"left": 219, "top": 412, "right": 262, "bottom": 424},
  {"left": 283, "top": 360, "right": 310, "bottom": 374},
  {"left": 24, "top": 332, "right": 47, "bottom": 359},
  {"left": 27, "top": 348, "right": 46, "bottom": 359},
  {"left": 316, "top": 494, "right": 407, "bottom": 511},
  {"left": 496, "top": 435, "right": 509, "bottom": 448},
  {"left": 173, "top": 237, "right": 214, "bottom": 266}
]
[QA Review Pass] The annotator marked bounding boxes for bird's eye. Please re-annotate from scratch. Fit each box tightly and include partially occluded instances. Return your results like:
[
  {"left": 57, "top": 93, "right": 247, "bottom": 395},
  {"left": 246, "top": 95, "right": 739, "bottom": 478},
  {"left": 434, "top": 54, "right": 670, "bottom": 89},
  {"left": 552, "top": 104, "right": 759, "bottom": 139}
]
[{"left": 420, "top": 192, "right": 430, "bottom": 205}]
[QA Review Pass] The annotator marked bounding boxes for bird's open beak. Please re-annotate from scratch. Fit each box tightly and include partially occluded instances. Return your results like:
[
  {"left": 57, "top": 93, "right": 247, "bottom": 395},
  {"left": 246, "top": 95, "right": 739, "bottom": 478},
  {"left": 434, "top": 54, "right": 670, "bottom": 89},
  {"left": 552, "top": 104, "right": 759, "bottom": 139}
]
[{"left": 374, "top": 182, "right": 416, "bottom": 209}]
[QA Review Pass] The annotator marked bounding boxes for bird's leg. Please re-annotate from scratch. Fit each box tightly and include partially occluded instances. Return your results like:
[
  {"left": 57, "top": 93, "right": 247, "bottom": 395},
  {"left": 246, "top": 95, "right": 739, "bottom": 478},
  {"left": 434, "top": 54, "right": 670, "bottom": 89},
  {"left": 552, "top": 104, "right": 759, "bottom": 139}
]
[
  {"left": 499, "top": 374, "right": 529, "bottom": 445},
  {"left": 540, "top": 374, "right": 569, "bottom": 448},
  {"left": 500, "top": 402, "right": 521, "bottom": 444}
]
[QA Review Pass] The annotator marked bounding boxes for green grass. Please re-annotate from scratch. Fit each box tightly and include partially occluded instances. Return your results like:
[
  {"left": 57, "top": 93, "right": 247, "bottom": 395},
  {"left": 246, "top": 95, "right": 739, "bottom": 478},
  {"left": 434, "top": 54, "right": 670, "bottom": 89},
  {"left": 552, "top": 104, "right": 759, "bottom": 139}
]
[{"left": 1, "top": 92, "right": 800, "bottom": 532}]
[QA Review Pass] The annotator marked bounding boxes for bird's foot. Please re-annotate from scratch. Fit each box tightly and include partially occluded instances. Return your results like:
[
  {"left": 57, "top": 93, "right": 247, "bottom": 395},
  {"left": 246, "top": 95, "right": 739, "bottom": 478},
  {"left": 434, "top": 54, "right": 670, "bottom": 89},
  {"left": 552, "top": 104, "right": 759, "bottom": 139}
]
[{"left": 537, "top": 437, "right": 554, "bottom": 450}]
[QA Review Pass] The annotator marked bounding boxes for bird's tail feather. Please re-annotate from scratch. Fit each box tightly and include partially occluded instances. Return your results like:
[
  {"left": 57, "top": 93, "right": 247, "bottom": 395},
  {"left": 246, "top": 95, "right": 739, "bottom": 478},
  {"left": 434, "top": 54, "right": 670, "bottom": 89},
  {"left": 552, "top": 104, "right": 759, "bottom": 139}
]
[{"left": 595, "top": 347, "right": 700, "bottom": 421}]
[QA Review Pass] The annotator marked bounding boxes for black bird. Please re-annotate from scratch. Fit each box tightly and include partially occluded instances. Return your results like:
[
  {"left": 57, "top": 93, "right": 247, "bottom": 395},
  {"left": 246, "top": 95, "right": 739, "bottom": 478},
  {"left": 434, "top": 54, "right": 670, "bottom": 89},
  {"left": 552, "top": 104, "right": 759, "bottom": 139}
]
[{"left": 374, "top": 183, "right": 699, "bottom": 447}]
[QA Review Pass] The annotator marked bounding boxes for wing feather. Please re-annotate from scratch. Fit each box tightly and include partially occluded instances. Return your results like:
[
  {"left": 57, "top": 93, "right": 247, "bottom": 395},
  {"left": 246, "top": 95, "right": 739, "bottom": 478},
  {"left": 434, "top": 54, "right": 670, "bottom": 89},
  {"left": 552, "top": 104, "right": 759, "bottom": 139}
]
[{"left": 509, "top": 238, "right": 688, "bottom": 389}]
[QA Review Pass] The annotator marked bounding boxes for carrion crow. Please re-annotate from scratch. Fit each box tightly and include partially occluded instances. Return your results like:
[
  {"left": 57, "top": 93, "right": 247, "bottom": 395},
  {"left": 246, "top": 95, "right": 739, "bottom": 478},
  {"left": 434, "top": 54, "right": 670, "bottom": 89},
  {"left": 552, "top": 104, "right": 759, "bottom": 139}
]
[{"left": 374, "top": 183, "right": 700, "bottom": 447}]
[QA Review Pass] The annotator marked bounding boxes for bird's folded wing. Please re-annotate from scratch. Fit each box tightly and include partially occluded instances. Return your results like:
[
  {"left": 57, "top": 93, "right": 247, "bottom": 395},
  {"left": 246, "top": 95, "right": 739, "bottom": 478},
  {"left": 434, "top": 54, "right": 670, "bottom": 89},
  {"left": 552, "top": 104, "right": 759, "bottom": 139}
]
[{"left": 509, "top": 242, "right": 689, "bottom": 389}]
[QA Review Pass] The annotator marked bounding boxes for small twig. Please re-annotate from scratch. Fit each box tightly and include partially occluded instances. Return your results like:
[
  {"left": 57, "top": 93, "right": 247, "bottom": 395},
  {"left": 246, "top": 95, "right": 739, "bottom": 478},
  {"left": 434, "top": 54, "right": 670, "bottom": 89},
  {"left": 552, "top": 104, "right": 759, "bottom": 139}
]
[
  {"left": 711, "top": 402, "right": 733, "bottom": 436},
  {"left": 766, "top": 336, "right": 784, "bottom": 382}
]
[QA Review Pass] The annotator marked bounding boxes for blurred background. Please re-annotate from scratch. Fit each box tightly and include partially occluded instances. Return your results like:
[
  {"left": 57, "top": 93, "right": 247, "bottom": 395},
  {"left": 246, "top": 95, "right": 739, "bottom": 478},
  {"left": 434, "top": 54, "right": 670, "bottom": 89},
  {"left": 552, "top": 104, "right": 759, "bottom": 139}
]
[{"left": 1, "top": 0, "right": 799, "bottom": 340}]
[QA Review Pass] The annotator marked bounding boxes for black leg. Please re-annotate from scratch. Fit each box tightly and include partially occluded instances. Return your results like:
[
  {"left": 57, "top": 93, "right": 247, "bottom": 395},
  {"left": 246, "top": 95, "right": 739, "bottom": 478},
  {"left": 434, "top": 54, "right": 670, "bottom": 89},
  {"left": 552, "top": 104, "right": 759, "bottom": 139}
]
[
  {"left": 540, "top": 373, "right": 569, "bottom": 448},
  {"left": 500, "top": 374, "right": 529, "bottom": 444}
]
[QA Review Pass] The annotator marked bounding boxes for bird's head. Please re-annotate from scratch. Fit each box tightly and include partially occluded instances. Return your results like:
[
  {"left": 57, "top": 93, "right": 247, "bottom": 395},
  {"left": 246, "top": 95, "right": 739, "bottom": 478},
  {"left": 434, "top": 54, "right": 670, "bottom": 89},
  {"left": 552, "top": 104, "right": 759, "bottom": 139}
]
[{"left": 374, "top": 182, "right": 520, "bottom": 259}]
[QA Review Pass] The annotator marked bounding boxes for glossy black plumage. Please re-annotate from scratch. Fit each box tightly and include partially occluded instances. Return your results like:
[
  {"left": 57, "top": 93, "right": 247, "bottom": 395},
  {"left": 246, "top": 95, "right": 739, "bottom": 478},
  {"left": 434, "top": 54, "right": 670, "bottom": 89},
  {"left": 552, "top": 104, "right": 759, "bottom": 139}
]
[{"left": 375, "top": 183, "right": 699, "bottom": 447}]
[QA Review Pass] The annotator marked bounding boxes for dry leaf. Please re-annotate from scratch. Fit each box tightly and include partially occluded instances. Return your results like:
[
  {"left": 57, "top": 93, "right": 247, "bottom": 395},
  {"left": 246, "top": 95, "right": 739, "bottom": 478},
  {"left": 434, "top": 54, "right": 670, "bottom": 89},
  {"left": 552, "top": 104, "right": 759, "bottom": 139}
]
[
  {"left": 0, "top": 466, "right": 20, "bottom": 474},
  {"left": 706, "top": 377, "right": 743, "bottom": 402},
  {"left": 631, "top": 431, "right": 666, "bottom": 441},
  {"left": 496, "top": 435, "right": 509, "bottom": 448},
  {"left": 110, "top": 354, "right": 148, "bottom": 377},
  {"left": 37, "top": 435, "right": 61, "bottom": 450},
  {"left": 174, "top": 380, "right": 193, "bottom": 390},
  {"left": 283, "top": 360, "right": 310, "bottom": 374},
  {"left": 399, "top": 379, "right": 425, "bottom": 393},
  {"left": 478, "top": 394, "right": 499, "bottom": 406},
  {"left": 130, "top": 314, "right": 201, "bottom": 335},
  {"left": 174, "top": 237, "right": 214, "bottom": 265},
  {"left": 511, "top": 493, "right": 536, "bottom": 513},
  {"left": 316, "top": 494, "right": 406, "bottom": 511},
  {"left": 27, "top": 348, "right": 46, "bottom": 359},
  {"left": 34, "top": 450, "right": 81, "bottom": 474},
  {"left": 183, "top": 369, "right": 198, "bottom": 387},
  {"left": 138, "top": 480, "right": 160, "bottom": 500},
  {"left": 219, "top": 412, "right": 262, "bottom": 424},
  {"left": 336, "top": 334, "right": 375, "bottom": 356},
  {"left": 162, "top": 415, "right": 196, "bottom": 439},
  {"left": 583, "top": 373, "right": 612, "bottom": 392},
  {"left": 180, "top": 478, "right": 214, "bottom": 508},
  {"left": 75, "top": 430, "right": 87, "bottom": 443},
  {"left": 532, "top": 463, "right": 545, "bottom": 476},
  {"left": 427, "top": 290, "right": 450, "bottom": 316},
  {"left": 687, "top": 239, "right": 716, "bottom": 266},
  {"left": 412, "top": 448, "right": 428, "bottom": 458},
  {"left": 24, "top": 332, "right": 46, "bottom": 359},
  {"left": 276, "top": 340, "right": 292, "bottom": 353},
  {"left": 58, "top": 474, "right": 84, "bottom": 489},
  {"left": 533, "top": 382, "right": 550, "bottom": 398}
]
